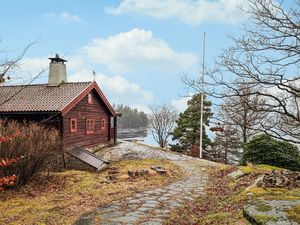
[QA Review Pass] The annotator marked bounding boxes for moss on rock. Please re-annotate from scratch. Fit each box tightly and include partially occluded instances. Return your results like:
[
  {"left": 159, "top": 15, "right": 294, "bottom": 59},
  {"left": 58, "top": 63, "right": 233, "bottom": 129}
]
[
  {"left": 253, "top": 214, "right": 278, "bottom": 224},
  {"left": 286, "top": 204, "right": 300, "bottom": 224},
  {"left": 255, "top": 202, "right": 272, "bottom": 212}
]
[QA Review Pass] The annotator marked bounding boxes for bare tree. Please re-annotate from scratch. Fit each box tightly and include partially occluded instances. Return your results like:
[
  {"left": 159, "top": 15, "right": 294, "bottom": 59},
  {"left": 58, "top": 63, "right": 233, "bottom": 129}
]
[
  {"left": 218, "top": 84, "right": 266, "bottom": 145},
  {"left": 0, "top": 41, "right": 35, "bottom": 83},
  {"left": 0, "top": 40, "right": 47, "bottom": 107},
  {"left": 148, "top": 104, "right": 177, "bottom": 148},
  {"left": 184, "top": 0, "right": 300, "bottom": 143}
]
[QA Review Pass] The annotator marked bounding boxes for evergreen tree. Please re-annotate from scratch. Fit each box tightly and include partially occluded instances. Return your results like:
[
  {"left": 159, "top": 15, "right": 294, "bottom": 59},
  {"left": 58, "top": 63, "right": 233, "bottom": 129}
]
[
  {"left": 114, "top": 104, "right": 148, "bottom": 129},
  {"left": 171, "top": 94, "right": 212, "bottom": 153}
]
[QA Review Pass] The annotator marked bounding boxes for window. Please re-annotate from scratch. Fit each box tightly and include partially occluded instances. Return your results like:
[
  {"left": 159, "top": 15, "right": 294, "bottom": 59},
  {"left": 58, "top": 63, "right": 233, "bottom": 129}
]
[
  {"left": 100, "top": 119, "right": 105, "bottom": 130},
  {"left": 70, "top": 118, "right": 77, "bottom": 133},
  {"left": 88, "top": 93, "right": 93, "bottom": 104},
  {"left": 110, "top": 117, "right": 115, "bottom": 128},
  {"left": 86, "top": 119, "right": 95, "bottom": 134}
]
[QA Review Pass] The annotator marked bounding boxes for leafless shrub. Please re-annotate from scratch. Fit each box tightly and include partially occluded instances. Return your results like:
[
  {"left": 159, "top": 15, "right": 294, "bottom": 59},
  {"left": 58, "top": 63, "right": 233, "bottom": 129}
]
[{"left": 0, "top": 119, "right": 62, "bottom": 186}]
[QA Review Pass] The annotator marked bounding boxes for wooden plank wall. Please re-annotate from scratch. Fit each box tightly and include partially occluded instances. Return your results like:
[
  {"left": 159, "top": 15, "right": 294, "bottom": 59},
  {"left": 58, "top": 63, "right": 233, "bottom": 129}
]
[
  {"left": 0, "top": 113, "right": 61, "bottom": 130},
  {"left": 63, "top": 89, "right": 114, "bottom": 148}
]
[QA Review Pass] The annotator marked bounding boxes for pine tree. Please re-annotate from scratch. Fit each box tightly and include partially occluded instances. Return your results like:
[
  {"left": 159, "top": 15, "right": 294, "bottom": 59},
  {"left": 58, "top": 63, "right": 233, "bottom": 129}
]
[
  {"left": 171, "top": 94, "right": 212, "bottom": 153},
  {"left": 210, "top": 125, "right": 242, "bottom": 164}
]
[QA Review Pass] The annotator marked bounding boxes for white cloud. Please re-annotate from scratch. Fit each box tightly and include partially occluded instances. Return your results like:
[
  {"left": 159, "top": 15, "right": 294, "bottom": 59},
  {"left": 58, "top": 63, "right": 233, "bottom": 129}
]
[
  {"left": 5, "top": 57, "right": 49, "bottom": 85},
  {"left": 83, "top": 28, "right": 196, "bottom": 73},
  {"left": 43, "top": 12, "right": 82, "bottom": 24},
  {"left": 11, "top": 54, "right": 75, "bottom": 84},
  {"left": 11, "top": 53, "right": 154, "bottom": 111},
  {"left": 10, "top": 27, "right": 195, "bottom": 112},
  {"left": 67, "top": 54, "right": 88, "bottom": 71},
  {"left": 20, "top": 57, "right": 48, "bottom": 73},
  {"left": 106, "top": 0, "right": 248, "bottom": 25},
  {"left": 171, "top": 96, "right": 191, "bottom": 112},
  {"left": 69, "top": 70, "right": 154, "bottom": 108}
]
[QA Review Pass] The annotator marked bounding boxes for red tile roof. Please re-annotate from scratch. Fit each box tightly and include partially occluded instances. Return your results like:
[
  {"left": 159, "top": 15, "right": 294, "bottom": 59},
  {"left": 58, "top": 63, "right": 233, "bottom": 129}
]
[{"left": 0, "top": 82, "right": 92, "bottom": 112}]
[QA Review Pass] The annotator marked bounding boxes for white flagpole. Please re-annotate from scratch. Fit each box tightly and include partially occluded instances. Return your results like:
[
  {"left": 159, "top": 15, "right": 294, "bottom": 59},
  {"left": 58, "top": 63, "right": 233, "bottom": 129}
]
[{"left": 199, "top": 32, "right": 206, "bottom": 159}]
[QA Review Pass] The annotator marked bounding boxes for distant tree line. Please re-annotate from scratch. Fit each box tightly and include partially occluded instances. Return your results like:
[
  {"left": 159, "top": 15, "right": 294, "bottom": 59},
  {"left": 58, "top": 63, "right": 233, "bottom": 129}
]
[{"left": 113, "top": 104, "right": 148, "bottom": 129}]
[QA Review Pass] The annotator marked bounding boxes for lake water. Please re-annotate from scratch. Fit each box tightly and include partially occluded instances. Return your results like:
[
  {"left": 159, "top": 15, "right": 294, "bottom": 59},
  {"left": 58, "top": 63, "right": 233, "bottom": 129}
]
[{"left": 117, "top": 128, "right": 161, "bottom": 147}]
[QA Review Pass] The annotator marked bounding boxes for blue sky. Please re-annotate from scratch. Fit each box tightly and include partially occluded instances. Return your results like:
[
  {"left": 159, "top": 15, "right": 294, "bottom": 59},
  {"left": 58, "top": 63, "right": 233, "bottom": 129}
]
[{"left": 1, "top": 0, "right": 248, "bottom": 113}]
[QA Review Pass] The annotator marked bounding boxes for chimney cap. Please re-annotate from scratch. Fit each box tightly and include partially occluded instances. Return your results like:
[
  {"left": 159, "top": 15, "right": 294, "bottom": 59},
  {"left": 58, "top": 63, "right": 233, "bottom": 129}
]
[{"left": 48, "top": 54, "right": 67, "bottom": 63}]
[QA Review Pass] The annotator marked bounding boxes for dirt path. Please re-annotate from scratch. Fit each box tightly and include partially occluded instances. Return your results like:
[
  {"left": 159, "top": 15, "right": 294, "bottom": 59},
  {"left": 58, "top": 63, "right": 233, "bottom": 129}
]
[{"left": 75, "top": 161, "right": 211, "bottom": 225}]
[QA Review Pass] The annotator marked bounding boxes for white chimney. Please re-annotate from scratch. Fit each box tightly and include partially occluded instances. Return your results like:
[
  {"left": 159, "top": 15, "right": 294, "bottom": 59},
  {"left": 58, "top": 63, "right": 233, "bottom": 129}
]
[{"left": 48, "top": 54, "right": 67, "bottom": 86}]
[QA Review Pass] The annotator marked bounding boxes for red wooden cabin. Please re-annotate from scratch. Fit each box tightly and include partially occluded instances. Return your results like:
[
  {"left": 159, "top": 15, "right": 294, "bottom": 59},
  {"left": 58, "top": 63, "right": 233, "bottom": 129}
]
[{"left": 0, "top": 54, "right": 118, "bottom": 149}]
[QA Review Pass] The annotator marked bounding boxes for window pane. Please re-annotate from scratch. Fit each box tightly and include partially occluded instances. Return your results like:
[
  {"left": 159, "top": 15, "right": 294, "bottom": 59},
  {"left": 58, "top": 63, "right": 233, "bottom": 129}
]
[
  {"left": 86, "top": 119, "right": 95, "bottom": 134},
  {"left": 70, "top": 119, "right": 77, "bottom": 133},
  {"left": 88, "top": 93, "right": 92, "bottom": 104},
  {"left": 110, "top": 117, "right": 114, "bottom": 128}
]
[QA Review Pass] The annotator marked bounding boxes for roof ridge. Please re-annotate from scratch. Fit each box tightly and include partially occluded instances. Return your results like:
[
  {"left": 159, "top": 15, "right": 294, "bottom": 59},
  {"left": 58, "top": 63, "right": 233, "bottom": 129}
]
[{"left": 1, "top": 81, "right": 93, "bottom": 88}]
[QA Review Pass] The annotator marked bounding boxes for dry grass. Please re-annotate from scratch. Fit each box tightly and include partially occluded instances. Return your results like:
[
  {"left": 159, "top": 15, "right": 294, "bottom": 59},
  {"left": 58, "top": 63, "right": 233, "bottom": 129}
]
[
  {"left": 0, "top": 159, "right": 184, "bottom": 225},
  {"left": 164, "top": 164, "right": 298, "bottom": 225},
  {"left": 164, "top": 166, "right": 254, "bottom": 225},
  {"left": 286, "top": 204, "right": 300, "bottom": 223}
]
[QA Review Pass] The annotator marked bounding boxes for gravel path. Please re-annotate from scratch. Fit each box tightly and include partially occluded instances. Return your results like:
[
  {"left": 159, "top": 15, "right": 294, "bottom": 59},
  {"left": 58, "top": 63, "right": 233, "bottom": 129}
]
[{"left": 74, "top": 141, "right": 218, "bottom": 225}]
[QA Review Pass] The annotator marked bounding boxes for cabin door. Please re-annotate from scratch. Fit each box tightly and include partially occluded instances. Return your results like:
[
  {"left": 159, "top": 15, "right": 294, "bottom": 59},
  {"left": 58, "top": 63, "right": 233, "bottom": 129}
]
[{"left": 109, "top": 117, "right": 114, "bottom": 141}]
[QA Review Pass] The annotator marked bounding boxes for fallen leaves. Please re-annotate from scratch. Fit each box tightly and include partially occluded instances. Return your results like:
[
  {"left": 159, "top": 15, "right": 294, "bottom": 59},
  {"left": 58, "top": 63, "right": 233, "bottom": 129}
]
[{"left": 164, "top": 166, "right": 258, "bottom": 225}]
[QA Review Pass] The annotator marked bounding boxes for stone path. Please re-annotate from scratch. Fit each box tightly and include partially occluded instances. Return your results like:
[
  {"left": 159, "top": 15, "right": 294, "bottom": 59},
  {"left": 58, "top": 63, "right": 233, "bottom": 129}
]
[{"left": 75, "top": 160, "right": 210, "bottom": 225}]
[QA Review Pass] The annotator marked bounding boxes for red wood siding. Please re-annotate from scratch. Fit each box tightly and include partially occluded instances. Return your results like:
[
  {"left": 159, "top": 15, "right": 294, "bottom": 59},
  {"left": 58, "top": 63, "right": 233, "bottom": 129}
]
[
  {"left": 63, "top": 89, "right": 114, "bottom": 148},
  {"left": 0, "top": 113, "right": 62, "bottom": 131}
]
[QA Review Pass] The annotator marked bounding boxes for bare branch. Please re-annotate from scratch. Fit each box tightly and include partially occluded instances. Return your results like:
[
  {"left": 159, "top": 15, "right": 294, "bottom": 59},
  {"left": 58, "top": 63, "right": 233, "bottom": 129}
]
[{"left": 148, "top": 104, "right": 177, "bottom": 148}]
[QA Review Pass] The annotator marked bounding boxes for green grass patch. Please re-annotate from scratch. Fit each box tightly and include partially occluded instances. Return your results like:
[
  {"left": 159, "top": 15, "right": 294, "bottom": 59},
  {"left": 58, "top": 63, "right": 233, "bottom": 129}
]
[
  {"left": 253, "top": 214, "right": 278, "bottom": 223},
  {"left": 243, "top": 187, "right": 300, "bottom": 201},
  {"left": 240, "top": 164, "right": 283, "bottom": 174}
]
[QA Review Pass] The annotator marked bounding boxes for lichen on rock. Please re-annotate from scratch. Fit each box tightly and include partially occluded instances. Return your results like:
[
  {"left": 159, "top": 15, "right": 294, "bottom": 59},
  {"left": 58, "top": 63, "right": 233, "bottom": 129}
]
[{"left": 243, "top": 199, "right": 300, "bottom": 225}]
